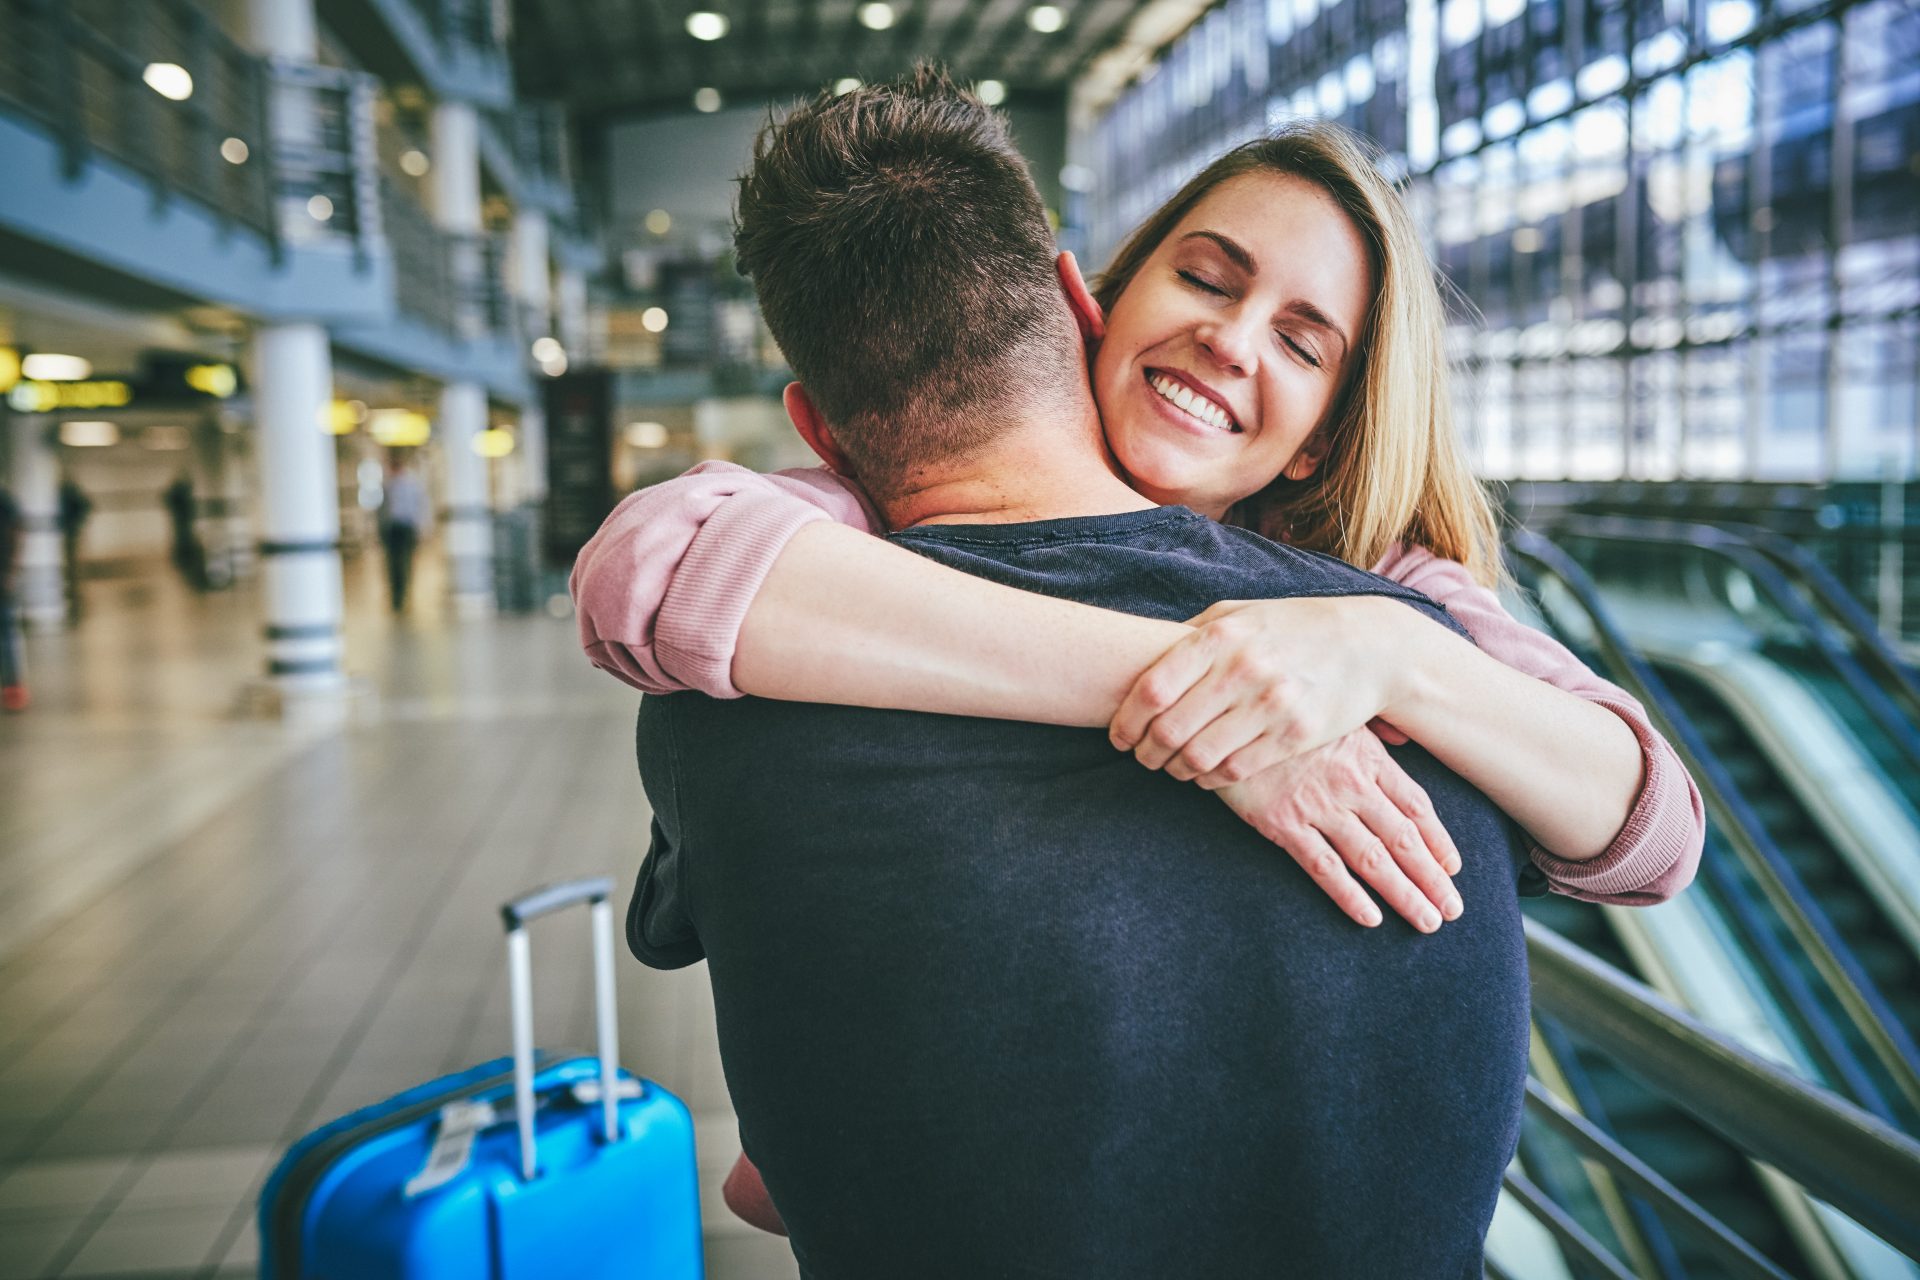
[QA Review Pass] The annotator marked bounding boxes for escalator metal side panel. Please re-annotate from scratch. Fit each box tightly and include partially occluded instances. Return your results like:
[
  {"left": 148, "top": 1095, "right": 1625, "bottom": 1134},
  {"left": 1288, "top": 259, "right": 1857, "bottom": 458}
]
[{"left": 1646, "top": 646, "right": 1920, "bottom": 964}]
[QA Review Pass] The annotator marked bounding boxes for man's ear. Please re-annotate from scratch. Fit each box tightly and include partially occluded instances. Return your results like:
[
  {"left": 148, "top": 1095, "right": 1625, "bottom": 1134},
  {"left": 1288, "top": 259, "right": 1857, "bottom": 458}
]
[
  {"left": 783, "top": 382, "right": 854, "bottom": 475},
  {"left": 1057, "top": 251, "right": 1105, "bottom": 345},
  {"left": 1283, "top": 433, "right": 1332, "bottom": 482}
]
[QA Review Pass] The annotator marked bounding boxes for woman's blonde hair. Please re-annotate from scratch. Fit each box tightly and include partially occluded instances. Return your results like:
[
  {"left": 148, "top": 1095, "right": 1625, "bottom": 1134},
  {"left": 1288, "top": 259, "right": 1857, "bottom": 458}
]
[{"left": 1094, "top": 121, "right": 1504, "bottom": 586}]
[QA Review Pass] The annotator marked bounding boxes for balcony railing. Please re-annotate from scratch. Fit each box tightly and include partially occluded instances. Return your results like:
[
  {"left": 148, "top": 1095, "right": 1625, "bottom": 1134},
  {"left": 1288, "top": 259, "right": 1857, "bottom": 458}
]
[
  {"left": 381, "top": 179, "right": 515, "bottom": 342},
  {"left": 401, "top": 0, "right": 504, "bottom": 53},
  {"left": 0, "top": 0, "right": 381, "bottom": 262}
]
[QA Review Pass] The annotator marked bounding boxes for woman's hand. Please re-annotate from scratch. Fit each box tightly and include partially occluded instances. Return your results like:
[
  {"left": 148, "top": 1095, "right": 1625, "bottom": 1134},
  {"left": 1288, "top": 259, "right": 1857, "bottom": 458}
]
[
  {"left": 1110, "top": 597, "right": 1414, "bottom": 788},
  {"left": 1216, "top": 729, "right": 1463, "bottom": 932}
]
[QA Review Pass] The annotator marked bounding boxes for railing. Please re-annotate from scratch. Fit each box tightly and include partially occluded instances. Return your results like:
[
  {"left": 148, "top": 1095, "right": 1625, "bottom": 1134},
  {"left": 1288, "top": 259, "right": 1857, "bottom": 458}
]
[
  {"left": 269, "top": 61, "right": 382, "bottom": 261},
  {"left": 380, "top": 179, "right": 514, "bottom": 342},
  {"left": 1523, "top": 919, "right": 1920, "bottom": 1267},
  {"left": 1506, "top": 530, "right": 1920, "bottom": 1120},
  {"left": 402, "top": 0, "right": 504, "bottom": 52},
  {"left": 513, "top": 103, "right": 572, "bottom": 192},
  {"left": 0, "top": 0, "right": 275, "bottom": 237},
  {"left": 0, "top": 0, "right": 381, "bottom": 263}
]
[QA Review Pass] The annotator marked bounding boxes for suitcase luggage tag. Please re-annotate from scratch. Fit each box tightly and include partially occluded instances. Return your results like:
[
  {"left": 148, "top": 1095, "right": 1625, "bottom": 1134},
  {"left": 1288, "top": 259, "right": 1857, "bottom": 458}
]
[{"left": 402, "top": 876, "right": 642, "bottom": 1198}]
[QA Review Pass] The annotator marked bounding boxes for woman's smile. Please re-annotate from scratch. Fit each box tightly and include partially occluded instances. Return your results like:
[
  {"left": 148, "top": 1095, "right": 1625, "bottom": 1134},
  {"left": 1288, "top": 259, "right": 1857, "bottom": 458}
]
[{"left": 1143, "top": 368, "right": 1242, "bottom": 435}]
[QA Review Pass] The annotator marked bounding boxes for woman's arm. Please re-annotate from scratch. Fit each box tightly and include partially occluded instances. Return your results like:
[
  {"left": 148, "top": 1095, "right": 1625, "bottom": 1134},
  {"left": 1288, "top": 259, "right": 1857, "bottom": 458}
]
[
  {"left": 1380, "top": 548, "right": 1704, "bottom": 904},
  {"left": 1109, "top": 547, "right": 1705, "bottom": 903}
]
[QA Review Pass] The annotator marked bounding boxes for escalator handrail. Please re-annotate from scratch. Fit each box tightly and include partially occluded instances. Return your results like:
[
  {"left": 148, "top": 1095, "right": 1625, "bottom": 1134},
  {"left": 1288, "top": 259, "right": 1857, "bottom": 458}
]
[
  {"left": 1505, "top": 529, "right": 1920, "bottom": 1117},
  {"left": 1527, "top": 918, "right": 1920, "bottom": 1262},
  {"left": 1520, "top": 1076, "right": 1796, "bottom": 1280},
  {"left": 1545, "top": 515, "right": 1920, "bottom": 779},
  {"left": 1718, "top": 519, "right": 1920, "bottom": 721}
]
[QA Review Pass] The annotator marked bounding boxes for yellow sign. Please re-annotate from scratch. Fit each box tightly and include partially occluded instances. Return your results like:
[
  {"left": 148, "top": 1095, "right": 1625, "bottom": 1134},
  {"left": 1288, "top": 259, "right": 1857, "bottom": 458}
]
[
  {"left": 368, "top": 408, "right": 432, "bottom": 447},
  {"left": 0, "top": 348, "right": 17, "bottom": 394},
  {"left": 472, "top": 427, "right": 516, "bottom": 458},
  {"left": 7, "top": 380, "right": 133, "bottom": 412},
  {"left": 323, "top": 400, "right": 360, "bottom": 435},
  {"left": 185, "top": 363, "right": 238, "bottom": 398}
]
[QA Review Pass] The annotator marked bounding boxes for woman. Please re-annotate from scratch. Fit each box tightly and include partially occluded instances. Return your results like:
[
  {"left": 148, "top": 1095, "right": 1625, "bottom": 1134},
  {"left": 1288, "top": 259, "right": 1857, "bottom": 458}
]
[{"left": 574, "top": 121, "right": 1703, "bottom": 1230}]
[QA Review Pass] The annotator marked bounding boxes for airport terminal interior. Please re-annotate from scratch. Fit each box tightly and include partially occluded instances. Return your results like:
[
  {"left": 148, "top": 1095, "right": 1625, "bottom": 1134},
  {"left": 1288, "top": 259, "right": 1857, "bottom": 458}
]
[{"left": 0, "top": 0, "right": 1916, "bottom": 1276}]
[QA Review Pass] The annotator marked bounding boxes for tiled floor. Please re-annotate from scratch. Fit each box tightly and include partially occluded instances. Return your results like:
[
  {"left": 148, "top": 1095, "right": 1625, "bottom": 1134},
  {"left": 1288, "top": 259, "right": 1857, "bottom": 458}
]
[{"left": 0, "top": 556, "right": 800, "bottom": 1279}]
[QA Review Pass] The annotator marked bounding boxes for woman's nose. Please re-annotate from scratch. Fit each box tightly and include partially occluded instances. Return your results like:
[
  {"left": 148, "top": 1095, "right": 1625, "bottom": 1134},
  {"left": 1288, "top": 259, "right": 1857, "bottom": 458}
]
[{"left": 1195, "top": 313, "right": 1259, "bottom": 376}]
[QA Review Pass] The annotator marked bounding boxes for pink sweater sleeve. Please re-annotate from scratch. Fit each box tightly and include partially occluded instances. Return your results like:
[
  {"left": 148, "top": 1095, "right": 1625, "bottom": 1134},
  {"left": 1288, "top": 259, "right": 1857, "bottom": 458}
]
[
  {"left": 570, "top": 461, "right": 880, "bottom": 697},
  {"left": 1371, "top": 544, "right": 1705, "bottom": 905}
]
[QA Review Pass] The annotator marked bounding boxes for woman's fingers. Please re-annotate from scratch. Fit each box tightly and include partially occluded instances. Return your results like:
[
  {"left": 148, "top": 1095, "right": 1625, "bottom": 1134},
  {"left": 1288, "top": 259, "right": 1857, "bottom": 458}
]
[
  {"left": 1163, "top": 706, "right": 1271, "bottom": 783},
  {"left": 1321, "top": 812, "right": 1445, "bottom": 933},
  {"left": 1277, "top": 825, "right": 1383, "bottom": 928},
  {"left": 1110, "top": 636, "right": 1215, "bottom": 754},
  {"left": 1127, "top": 670, "right": 1240, "bottom": 773},
  {"left": 1376, "top": 759, "right": 1462, "bottom": 877},
  {"left": 1356, "top": 793, "right": 1462, "bottom": 923}
]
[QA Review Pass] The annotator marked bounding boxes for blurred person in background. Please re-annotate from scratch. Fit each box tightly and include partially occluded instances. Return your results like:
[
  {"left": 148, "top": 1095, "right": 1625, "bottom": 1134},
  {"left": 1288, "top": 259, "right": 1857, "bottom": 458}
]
[
  {"left": 163, "top": 472, "right": 204, "bottom": 590},
  {"left": 58, "top": 475, "right": 89, "bottom": 620},
  {"left": 380, "top": 454, "right": 427, "bottom": 613},
  {"left": 1, "top": 482, "right": 24, "bottom": 711}
]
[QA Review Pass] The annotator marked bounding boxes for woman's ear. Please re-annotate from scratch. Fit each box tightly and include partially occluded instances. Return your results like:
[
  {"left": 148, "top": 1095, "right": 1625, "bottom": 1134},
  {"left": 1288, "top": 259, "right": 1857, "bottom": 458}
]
[
  {"left": 1283, "top": 434, "right": 1332, "bottom": 482},
  {"left": 1057, "top": 251, "right": 1106, "bottom": 345},
  {"left": 783, "top": 382, "right": 854, "bottom": 475}
]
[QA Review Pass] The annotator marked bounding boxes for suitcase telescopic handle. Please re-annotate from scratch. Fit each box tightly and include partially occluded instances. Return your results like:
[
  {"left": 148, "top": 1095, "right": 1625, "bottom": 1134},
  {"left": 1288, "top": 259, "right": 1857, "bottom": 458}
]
[{"left": 500, "top": 876, "right": 622, "bottom": 1181}]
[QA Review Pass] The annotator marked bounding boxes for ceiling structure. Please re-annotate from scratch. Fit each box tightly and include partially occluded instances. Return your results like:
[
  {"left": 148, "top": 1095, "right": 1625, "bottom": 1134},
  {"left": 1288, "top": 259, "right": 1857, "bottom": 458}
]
[{"left": 509, "top": 0, "right": 1181, "bottom": 121}]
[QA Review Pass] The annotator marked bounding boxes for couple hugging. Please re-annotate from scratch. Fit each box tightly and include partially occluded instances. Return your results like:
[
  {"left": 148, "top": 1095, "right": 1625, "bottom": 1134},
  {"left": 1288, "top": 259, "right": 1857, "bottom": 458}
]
[{"left": 572, "top": 66, "right": 1703, "bottom": 1278}]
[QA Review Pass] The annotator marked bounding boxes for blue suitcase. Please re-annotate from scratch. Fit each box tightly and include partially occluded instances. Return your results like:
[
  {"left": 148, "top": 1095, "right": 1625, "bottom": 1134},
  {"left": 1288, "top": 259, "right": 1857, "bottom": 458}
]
[{"left": 259, "top": 877, "right": 704, "bottom": 1279}]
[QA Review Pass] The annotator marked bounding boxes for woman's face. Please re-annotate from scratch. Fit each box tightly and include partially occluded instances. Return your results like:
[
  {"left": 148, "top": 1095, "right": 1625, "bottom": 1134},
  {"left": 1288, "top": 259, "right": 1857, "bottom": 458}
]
[{"left": 1091, "top": 171, "right": 1376, "bottom": 519}]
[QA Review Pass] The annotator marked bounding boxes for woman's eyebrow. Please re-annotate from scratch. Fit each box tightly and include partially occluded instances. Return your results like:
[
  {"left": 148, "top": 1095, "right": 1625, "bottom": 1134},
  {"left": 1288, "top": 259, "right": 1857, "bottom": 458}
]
[{"left": 1180, "top": 229, "right": 1351, "bottom": 358}]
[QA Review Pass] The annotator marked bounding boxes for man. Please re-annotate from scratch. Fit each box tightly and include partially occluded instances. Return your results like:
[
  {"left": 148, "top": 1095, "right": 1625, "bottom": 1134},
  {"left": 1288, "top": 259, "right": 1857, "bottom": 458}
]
[
  {"left": 380, "top": 455, "right": 427, "bottom": 613},
  {"left": 615, "top": 69, "right": 1528, "bottom": 1277},
  {"left": 0, "top": 482, "right": 24, "bottom": 711}
]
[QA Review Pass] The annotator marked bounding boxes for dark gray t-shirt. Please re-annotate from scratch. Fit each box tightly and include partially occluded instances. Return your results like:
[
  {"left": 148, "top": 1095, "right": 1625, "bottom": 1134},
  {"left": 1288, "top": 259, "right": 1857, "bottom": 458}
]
[{"left": 631, "top": 507, "right": 1530, "bottom": 1279}]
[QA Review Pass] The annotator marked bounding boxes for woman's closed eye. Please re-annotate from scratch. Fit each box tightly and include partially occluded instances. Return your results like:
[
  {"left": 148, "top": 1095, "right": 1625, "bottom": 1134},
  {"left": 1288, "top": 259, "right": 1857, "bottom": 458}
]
[
  {"left": 1177, "top": 268, "right": 1226, "bottom": 296},
  {"left": 1278, "top": 331, "right": 1322, "bottom": 368}
]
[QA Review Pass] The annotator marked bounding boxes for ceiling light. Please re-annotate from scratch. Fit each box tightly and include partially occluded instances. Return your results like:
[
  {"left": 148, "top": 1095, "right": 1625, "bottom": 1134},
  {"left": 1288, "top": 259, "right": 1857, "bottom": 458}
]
[
  {"left": 531, "top": 337, "right": 565, "bottom": 362},
  {"left": 693, "top": 87, "right": 722, "bottom": 112},
  {"left": 220, "top": 137, "right": 249, "bottom": 164},
  {"left": 625, "top": 421, "right": 670, "bottom": 449},
  {"left": 1027, "top": 5, "right": 1064, "bottom": 33},
  {"left": 143, "top": 62, "right": 193, "bottom": 100},
  {"left": 645, "top": 209, "right": 672, "bottom": 235},
  {"left": 400, "top": 148, "right": 430, "bottom": 176},
  {"left": 368, "top": 409, "right": 432, "bottom": 447},
  {"left": 472, "top": 428, "right": 516, "bottom": 458},
  {"left": 21, "top": 353, "right": 91, "bottom": 381},
  {"left": 307, "top": 194, "right": 333, "bottom": 221},
  {"left": 976, "top": 79, "right": 1007, "bottom": 106},
  {"left": 834, "top": 78, "right": 863, "bottom": 95},
  {"left": 686, "top": 11, "right": 729, "bottom": 40},
  {"left": 59, "top": 421, "right": 120, "bottom": 448},
  {"left": 641, "top": 307, "right": 670, "bottom": 333},
  {"left": 539, "top": 352, "right": 569, "bottom": 377},
  {"left": 857, "top": 2, "right": 894, "bottom": 29}
]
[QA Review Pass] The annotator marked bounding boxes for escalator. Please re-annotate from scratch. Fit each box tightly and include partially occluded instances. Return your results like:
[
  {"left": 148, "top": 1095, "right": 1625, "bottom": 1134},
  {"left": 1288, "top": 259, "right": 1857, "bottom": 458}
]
[{"left": 1498, "top": 528, "right": 1920, "bottom": 1278}]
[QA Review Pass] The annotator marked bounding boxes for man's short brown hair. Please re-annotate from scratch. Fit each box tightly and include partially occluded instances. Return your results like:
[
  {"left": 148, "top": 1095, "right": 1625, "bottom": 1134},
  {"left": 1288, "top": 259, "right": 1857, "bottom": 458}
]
[{"left": 734, "top": 65, "right": 1079, "bottom": 495}]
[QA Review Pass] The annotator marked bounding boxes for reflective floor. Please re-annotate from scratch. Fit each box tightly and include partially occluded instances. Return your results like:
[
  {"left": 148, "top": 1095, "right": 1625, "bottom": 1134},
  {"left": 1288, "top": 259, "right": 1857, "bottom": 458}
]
[{"left": 0, "top": 554, "right": 799, "bottom": 1279}]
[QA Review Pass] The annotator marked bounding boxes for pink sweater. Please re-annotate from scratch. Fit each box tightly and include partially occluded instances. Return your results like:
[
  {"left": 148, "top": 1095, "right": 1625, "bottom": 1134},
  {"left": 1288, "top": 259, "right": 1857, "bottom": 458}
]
[{"left": 573, "top": 461, "right": 1703, "bottom": 904}]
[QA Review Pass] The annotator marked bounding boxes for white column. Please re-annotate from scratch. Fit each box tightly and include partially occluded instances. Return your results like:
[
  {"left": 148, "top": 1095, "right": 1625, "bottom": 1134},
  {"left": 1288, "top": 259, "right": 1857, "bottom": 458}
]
[
  {"left": 511, "top": 208, "right": 551, "bottom": 335},
  {"left": 516, "top": 402, "right": 547, "bottom": 503},
  {"left": 554, "top": 267, "right": 588, "bottom": 361},
  {"left": 242, "top": 0, "right": 316, "bottom": 58},
  {"left": 428, "top": 102, "right": 482, "bottom": 234},
  {"left": 440, "top": 381, "right": 494, "bottom": 614},
  {"left": 428, "top": 97, "right": 492, "bottom": 612},
  {"left": 8, "top": 415, "right": 64, "bottom": 631},
  {"left": 250, "top": 322, "right": 344, "bottom": 693}
]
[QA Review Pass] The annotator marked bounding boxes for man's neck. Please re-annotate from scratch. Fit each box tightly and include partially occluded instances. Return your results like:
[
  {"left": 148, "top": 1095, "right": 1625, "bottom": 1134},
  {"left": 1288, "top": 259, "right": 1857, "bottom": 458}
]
[{"left": 879, "top": 404, "right": 1154, "bottom": 530}]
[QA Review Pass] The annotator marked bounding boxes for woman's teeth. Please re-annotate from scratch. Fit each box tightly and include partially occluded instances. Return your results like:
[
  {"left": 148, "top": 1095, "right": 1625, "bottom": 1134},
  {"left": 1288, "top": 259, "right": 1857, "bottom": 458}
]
[{"left": 1149, "top": 373, "right": 1237, "bottom": 433}]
